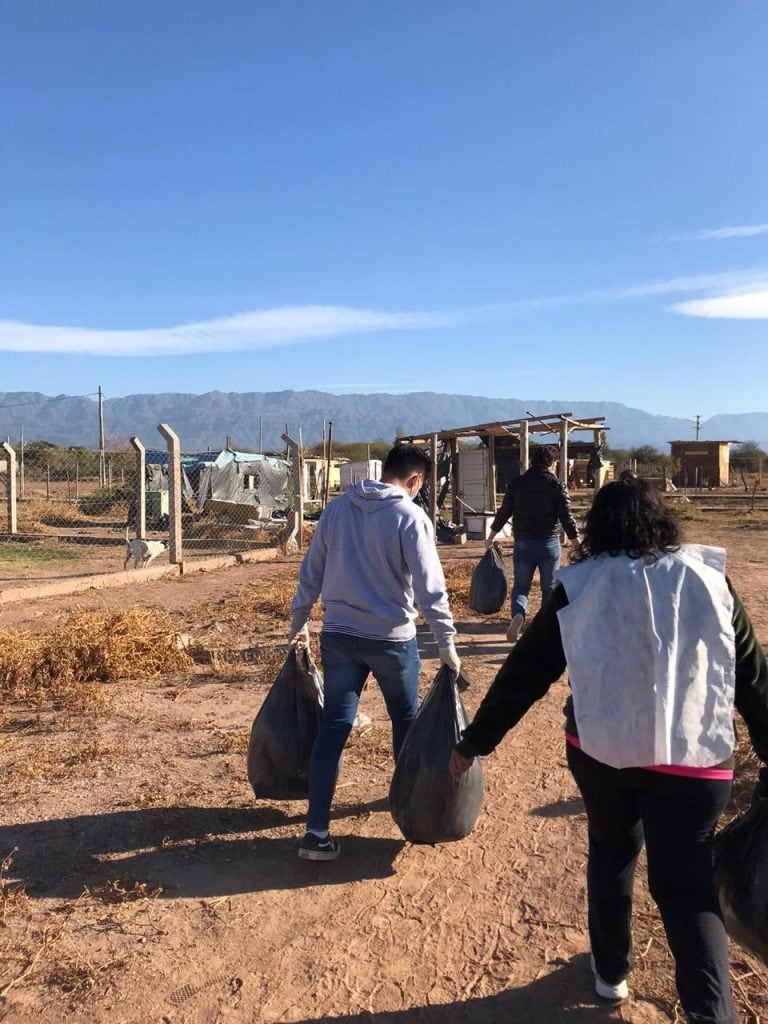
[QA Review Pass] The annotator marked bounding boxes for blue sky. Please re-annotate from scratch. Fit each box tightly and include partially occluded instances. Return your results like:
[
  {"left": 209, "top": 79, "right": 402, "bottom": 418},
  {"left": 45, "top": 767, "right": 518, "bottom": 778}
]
[{"left": 1, "top": 1, "right": 766, "bottom": 417}]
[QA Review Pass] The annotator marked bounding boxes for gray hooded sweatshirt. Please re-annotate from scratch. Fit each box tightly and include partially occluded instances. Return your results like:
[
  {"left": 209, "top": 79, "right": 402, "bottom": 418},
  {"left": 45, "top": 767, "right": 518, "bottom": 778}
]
[{"left": 290, "top": 480, "right": 456, "bottom": 646}]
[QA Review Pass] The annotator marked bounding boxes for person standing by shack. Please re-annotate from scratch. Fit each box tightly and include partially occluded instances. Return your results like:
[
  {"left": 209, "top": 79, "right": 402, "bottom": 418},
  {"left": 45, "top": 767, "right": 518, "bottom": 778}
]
[
  {"left": 451, "top": 477, "right": 768, "bottom": 1022},
  {"left": 289, "top": 443, "right": 460, "bottom": 862},
  {"left": 484, "top": 444, "right": 580, "bottom": 642}
]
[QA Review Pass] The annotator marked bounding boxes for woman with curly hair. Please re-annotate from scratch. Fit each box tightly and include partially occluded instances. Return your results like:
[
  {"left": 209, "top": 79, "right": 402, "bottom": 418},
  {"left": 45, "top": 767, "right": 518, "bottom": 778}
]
[{"left": 450, "top": 477, "right": 768, "bottom": 1023}]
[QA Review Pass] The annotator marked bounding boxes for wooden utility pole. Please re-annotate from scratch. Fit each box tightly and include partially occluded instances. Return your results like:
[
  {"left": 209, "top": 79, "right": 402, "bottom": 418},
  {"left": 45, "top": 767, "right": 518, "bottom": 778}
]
[
  {"left": 98, "top": 385, "right": 106, "bottom": 488},
  {"left": 695, "top": 414, "right": 701, "bottom": 440},
  {"left": 158, "top": 423, "right": 182, "bottom": 564},
  {"left": 1, "top": 441, "right": 17, "bottom": 534}
]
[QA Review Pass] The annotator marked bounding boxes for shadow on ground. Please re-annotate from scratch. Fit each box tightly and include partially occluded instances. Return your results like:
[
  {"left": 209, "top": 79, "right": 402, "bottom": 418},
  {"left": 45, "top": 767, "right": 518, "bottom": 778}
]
[
  {"left": 289, "top": 955, "right": 663, "bottom": 1023},
  {"left": 530, "top": 795, "right": 585, "bottom": 818},
  {"left": 1, "top": 799, "right": 402, "bottom": 900}
]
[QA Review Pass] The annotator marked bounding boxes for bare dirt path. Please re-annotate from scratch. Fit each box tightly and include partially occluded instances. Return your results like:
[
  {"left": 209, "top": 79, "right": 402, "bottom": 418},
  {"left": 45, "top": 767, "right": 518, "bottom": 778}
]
[{"left": 1, "top": 522, "right": 767, "bottom": 1024}]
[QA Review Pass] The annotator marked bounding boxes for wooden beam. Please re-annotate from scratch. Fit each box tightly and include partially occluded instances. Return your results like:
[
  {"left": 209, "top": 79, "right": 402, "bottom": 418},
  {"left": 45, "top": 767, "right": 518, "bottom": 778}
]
[
  {"left": 487, "top": 434, "right": 496, "bottom": 513},
  {"left": 450, "top": 437, "right": 460, "bottom": 525},
  {"left": 520, "top": 420, "right": 529, "bottom": 472},
  {"left": 559, "top": 419, "right": 569, "bottom": 485},
  {"left": 429, "top": 433, "right": 438, "bottom": 532}
]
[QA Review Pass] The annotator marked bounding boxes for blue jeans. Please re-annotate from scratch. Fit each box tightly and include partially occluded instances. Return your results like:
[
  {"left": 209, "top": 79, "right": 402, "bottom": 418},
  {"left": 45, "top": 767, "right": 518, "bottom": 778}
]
[
  {"left": 307, "top": 631, "right": 420, "bottom": 833},
  {"left": 511, "top": 536, "right": 561, "bottom": 619}
]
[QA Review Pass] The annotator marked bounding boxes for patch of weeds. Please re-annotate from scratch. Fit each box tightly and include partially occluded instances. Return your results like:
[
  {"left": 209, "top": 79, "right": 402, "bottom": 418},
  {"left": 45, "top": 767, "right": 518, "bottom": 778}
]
[{"left": 83, "top": 879, "right": 163, "bottom": 905}]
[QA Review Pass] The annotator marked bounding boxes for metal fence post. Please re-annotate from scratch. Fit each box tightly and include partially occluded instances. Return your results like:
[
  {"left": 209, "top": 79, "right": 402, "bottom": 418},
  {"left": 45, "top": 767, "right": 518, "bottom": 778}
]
[
  {"left": 1, "top": 442, "right": 17, "bottom": 534},
  {"left": 158, "top": 423, "right": 182, "bottom": 564},
  {"left": 130, "top": 437, "right": 146, "bottom": 539}
]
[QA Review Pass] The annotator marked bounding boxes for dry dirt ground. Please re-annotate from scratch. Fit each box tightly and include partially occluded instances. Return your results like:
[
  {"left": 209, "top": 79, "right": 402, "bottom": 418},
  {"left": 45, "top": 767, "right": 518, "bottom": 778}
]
[{"left": 2, "top": 516, "right": 768, "bottom": 1024}]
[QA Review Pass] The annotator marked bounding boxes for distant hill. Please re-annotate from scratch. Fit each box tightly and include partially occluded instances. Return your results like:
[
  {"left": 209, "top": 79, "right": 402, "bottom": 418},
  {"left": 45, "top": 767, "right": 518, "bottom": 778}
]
[{"left": 1, "top": 390, "right": 766, "bottom": 452}]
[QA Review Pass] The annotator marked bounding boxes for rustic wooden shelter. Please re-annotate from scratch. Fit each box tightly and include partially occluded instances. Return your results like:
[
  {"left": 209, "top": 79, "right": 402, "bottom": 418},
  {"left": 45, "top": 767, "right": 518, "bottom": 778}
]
[
  {"left": 668, "top": 440, "right": 734, "bottom": 488},
  {"left": 398, "top": 412, "right": 608, "bottom": 531}
]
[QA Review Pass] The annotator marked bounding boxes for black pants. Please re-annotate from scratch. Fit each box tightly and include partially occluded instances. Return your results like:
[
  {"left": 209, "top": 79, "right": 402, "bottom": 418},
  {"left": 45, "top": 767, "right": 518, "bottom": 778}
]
[{"left": 567, "top": 742, "right": 736, "bottom": 1024}]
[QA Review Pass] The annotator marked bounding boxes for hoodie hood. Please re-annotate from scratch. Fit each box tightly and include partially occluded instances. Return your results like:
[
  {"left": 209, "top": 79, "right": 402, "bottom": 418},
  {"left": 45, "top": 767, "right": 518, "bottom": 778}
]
[{"left": 347, "top": 479, "right": 411, "bottom": 512}]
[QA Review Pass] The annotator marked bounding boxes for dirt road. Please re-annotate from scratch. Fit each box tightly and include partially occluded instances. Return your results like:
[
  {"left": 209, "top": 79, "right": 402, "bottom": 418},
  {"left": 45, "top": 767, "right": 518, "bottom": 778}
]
[{"left": 2, "top": 524, "right": 767, "bottom": 1023}]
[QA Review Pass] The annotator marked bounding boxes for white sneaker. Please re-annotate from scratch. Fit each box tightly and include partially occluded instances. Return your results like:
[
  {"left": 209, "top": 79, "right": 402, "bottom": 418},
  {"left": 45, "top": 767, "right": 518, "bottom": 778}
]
[
  {"left": 506, "top": 613, "right": 524, "bottom": 643},
  {"left": 590, "top": 955, "right": 628, "bottom": 1001}
]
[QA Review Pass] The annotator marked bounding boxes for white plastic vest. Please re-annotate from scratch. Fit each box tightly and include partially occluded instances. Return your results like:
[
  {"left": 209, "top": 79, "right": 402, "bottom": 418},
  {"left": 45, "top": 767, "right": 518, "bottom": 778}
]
[{"left": 556, "top": 545, "right": 736, "bottom": 769}]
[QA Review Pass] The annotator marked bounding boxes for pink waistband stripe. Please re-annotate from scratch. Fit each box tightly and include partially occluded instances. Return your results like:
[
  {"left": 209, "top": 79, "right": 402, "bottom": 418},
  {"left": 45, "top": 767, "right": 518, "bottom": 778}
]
[{"left": 565, "top": 733, "right": 734, "bottom": 780}]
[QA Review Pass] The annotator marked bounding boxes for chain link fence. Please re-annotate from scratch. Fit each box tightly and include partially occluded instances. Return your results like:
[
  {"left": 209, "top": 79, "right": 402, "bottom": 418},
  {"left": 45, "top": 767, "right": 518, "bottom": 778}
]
[{"left": 0, "top": 433, "right": 294, "bottom": 587}]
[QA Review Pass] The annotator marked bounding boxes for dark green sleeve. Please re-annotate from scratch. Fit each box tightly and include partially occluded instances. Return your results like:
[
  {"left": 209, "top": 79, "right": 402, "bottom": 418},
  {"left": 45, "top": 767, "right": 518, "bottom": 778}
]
[
  {"left": 456, "top": 585, "right": 568, "bottom": 757},
  {"left": 730, "top": 581, "right": 768, "bottom": 765}
]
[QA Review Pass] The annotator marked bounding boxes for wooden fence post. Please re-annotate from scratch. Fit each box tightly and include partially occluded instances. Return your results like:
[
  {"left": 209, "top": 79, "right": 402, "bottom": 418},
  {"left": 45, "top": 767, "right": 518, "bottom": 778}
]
[
  {"left": 158, "top": 423, "right": 182, "bottom": 564},
  {"left": 282, "top": 433, "right": 304, "bottom": 552},
  {"left": 130, "top": 437, "right": 146, "bottom": 539},
  {"left": 1, "top": 442, "right": 17, "bottom": 534}
]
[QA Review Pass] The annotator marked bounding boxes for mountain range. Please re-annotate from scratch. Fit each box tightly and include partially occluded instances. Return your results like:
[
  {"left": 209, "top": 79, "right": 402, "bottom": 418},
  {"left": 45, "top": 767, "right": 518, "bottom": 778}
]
[{"left": 1, "top": 390, "right": 766, "bottom": 453}]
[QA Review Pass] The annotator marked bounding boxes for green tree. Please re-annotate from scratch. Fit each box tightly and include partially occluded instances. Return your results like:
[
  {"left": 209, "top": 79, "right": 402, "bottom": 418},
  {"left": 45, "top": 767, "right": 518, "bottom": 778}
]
[{"left": 731, "top": 441, "right": 766, "bottom": 473}]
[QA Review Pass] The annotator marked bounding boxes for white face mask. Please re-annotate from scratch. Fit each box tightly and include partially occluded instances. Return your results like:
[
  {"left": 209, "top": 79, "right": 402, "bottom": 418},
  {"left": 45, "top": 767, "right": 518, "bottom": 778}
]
[{"left": 407, "top": 474, "right": 424, "bottom": 499}]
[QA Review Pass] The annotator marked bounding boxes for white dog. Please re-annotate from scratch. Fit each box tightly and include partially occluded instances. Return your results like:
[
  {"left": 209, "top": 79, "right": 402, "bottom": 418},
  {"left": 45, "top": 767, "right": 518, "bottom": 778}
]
[{"left": 124, "top": 536, "right": 167, "bottom": 570}]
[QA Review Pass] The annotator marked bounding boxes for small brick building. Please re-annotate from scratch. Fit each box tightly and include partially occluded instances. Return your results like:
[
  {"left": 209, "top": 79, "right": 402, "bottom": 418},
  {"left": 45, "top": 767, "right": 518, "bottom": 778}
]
[{"left": 669, "top": 440, "right": 733, "bottom": 488}]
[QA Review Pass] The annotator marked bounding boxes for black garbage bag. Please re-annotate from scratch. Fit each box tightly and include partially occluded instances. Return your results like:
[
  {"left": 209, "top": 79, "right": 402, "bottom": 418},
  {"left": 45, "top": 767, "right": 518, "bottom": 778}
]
[
  {"left": 389, "top": 665, "right": 484, "bottom": 844},
  {"left": 714, "top": 799, "right": 768, "bottom": 965},
  {"left": 468, "top": 544, "right": 508, "bottom": 614},
  {"left": 247, "top": 644, "right": 324, "bottom": 799}
]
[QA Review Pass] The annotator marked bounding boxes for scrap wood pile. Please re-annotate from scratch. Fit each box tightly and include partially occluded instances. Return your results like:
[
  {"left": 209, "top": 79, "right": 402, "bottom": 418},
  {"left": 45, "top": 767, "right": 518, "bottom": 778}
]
[{"left": 0, "top": 609, "right": 193, "bottom": 706}]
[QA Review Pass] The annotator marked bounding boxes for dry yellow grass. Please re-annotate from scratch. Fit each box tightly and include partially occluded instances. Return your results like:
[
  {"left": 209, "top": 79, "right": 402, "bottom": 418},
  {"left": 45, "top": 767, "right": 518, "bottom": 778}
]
[
  {"left": 0, "top": 608, "right": 193, "bottom": 708},
  {"left": 16, "top": 499, "right": 89, "bottom": 533},
  {"left": 7, "top": 739, "right": 121, "bottom": 782},
  {"left": 191, "top": 575, "right": 301, "bottom": 626}
]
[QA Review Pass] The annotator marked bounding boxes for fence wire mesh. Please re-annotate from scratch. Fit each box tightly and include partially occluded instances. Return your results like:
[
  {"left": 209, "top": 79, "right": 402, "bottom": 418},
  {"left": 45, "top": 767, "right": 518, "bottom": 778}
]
[{"left": 0, "top": 437, "right": 293, "bottom": 586}]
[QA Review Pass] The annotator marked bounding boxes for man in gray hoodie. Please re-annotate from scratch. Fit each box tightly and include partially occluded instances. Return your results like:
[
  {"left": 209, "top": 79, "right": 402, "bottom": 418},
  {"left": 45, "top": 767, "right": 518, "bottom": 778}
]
[{"left": 289, "top": 444, "right": 460, "bottom": 861}]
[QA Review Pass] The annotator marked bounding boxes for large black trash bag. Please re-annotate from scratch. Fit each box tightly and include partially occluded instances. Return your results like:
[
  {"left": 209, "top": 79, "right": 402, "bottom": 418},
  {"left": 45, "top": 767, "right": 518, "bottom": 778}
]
[
  {"left": 389, "top": 665, "right": 484, "bottom": 844},
  {"left": 468, "top": 544, "right": 508, "bottom": 614},
  {"left": 247, "top": 644, "right": 324, "bottom": 799},
  {"left": 714, "top": 799, "right": 768, "bottom": 965}
]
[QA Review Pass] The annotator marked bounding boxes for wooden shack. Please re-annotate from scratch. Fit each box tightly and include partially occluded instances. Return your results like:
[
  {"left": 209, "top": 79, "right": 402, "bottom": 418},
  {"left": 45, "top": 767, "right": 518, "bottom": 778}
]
[
  {"left": 399, "top": 412, "right": 608, "bottom": 532},
  {"left": 669, "top": 440, "right": 733, "bottom": 488}
]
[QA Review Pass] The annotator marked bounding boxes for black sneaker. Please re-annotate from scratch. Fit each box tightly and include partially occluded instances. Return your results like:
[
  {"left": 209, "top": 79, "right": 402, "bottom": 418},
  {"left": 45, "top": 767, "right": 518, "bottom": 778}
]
[{"left": 298, "top": 832, "right": 341, "bottom": 861}]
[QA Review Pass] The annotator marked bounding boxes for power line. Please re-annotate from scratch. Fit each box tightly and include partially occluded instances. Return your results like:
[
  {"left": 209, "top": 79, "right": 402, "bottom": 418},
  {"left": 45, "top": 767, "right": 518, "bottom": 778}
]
[{"left": 0, "top": 389, "right": 99, "bottom": 409}]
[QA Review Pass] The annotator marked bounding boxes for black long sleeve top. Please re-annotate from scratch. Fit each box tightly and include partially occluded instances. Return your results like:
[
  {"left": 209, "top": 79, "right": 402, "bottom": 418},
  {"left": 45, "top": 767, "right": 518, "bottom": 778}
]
[{"left": 490, "top": 467, "right": 579, "bottom": 541}]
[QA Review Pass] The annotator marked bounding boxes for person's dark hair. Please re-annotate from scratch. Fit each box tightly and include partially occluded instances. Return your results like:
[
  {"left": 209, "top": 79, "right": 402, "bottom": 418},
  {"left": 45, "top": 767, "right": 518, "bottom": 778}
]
[
  {"left": 382, "top": 443, "right": 432, "bottom": 480},
  {"left": 574, "top": 476, "right": 681, "bottom": 562},
  {"left": 531, "top": 444, "right": 558, "bottom": 468}
]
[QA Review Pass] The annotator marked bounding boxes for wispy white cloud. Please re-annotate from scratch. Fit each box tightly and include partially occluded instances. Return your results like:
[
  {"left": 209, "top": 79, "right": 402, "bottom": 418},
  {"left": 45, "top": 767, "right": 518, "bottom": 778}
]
[
  {"left": 671, "top": 288, "right": 768, "bottom": 319},
  {"left": 489, "top": 268, "right": 768, "bottom": 312},
  {"left": 5, "top": 267, "right": 768, "bottom": 356},
  {"left": 0, "top": 305, "right": 465, "bottom": 356},
  {"left": 665, "top": 223, "right": 768, "bottom": 242}
]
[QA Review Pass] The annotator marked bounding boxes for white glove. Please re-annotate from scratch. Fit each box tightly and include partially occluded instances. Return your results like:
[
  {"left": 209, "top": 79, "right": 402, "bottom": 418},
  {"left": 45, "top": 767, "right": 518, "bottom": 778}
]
[
  {"left": 439, "top": 643, "right": 461, "bottom": 674},
  {"left": 289, "top": 624, "right": 310, "bottom": 647}
]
